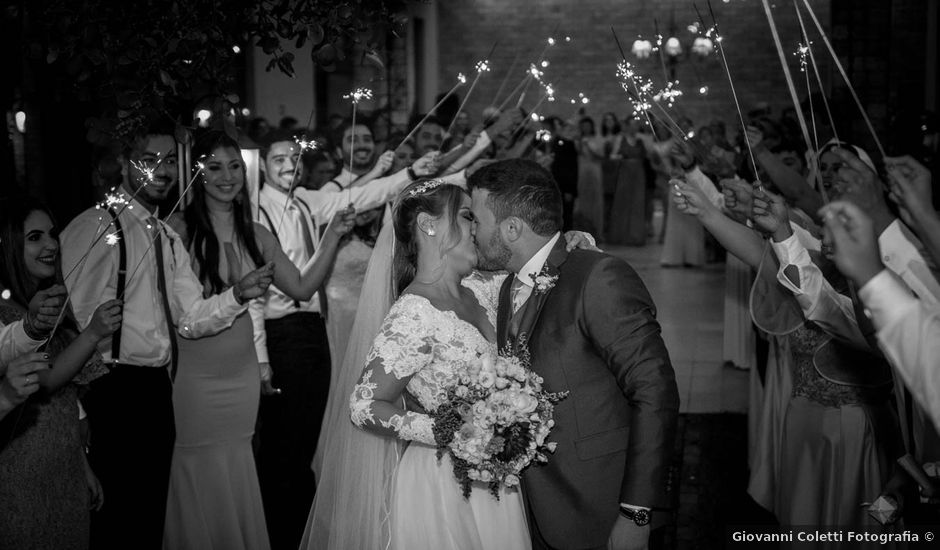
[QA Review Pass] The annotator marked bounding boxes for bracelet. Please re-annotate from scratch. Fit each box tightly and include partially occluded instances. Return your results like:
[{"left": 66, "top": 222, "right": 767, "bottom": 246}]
[
  {"left": 407, "top": 166, "right": 418, "bottom": 181},
  {"left": 22, "top": 313, "right": 48, "bottom": 341},
  {"left": 232, "top": 285, "right": 245, "bottom": 305}
]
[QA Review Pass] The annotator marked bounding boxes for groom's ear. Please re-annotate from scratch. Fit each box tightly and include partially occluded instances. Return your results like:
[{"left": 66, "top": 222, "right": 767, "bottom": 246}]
[{"left": 502, "top": 216, "right": 524, "bottom": 243}]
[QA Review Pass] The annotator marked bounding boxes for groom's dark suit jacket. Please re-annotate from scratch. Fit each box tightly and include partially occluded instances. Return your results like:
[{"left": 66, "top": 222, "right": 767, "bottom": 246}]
[{"left": 498, "top": 239, "right": 679, "bottom": 550}]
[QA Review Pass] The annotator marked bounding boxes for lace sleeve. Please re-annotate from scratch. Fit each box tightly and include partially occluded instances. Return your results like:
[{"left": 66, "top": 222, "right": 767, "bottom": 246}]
[
  {"left": 349, "top": 297, "right": 436, "bottom": 445},
  {"left": 462, "top": 270, "right": 507, "bottom": 326}
]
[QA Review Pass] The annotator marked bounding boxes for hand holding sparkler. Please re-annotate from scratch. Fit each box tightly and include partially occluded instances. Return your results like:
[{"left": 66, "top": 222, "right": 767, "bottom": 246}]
[
  {"left": 85, "top": 299, "right": 124, "bottom": 342},
  {"left": 232, "top": 262, "right": 275, "bottom": 305},
  {"left": 327, "top": 206, "right": 357, "bottom": 237},
  {"left": 819, "top": 200, "right": 884, "bottom": 287},
  {"left": 410, "top": 151, "right": 441, "bottom": 178},
  {"left": 24, "top": 285, "right": 68, "bottom": 340}
]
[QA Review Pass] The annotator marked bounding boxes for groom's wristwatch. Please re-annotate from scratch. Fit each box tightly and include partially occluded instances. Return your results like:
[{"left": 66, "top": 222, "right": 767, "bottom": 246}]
[{"left": 619, "top": 505, "right": 651, "bottom": 526}]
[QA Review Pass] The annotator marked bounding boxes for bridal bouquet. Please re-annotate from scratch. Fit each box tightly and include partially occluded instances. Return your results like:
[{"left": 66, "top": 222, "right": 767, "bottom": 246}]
[{"left": 431, "top": 343, "right": 568, "bottom": 499}]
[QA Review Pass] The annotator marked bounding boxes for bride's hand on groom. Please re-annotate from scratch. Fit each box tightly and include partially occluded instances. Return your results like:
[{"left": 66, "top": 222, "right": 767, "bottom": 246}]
[
  {"left": 608, "top": 516, "right": 649, "bottom": 550},
  {"left": 564, "top": 231, "right": 602, "bottom": 252}
]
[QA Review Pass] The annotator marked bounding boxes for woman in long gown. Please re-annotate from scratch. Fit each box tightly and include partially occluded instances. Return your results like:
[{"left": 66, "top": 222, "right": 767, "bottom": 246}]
[
  {"left": 0, "top": 199, "right": 119, "bottom": 550},
  {"left": 673, "top": 174, "right": 901, "bottom": 545},
  {"left": 163, "top": 131, "right": 354, "bottom": 550},
  {"left": 600, "top": 113, "right": 622, "bottom": 232},
  {"left": 348, "top": 182, "right": 529, "bottom": 549},
  {"left": 608, "top": 117, "right": 650, "bottom": 245},
  {"left": 573, "top": 117, "right": 605, "bottom": 237}
]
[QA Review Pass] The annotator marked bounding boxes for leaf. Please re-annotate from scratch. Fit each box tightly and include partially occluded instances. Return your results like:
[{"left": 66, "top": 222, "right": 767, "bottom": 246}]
[
  {"left": 225, "top": 93, "right": 240, "bottom": 104},
  {"left": 159, "top": 69, "right": 173, "bottom": 86},
  {"left": 46, "top": 47, "right": 59, "bottom": 64}
]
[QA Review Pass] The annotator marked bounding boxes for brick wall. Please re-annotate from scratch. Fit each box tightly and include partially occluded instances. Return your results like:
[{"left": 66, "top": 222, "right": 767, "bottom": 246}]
[{"left": 436, "top": 0, "right": 835, "bottom": 139}]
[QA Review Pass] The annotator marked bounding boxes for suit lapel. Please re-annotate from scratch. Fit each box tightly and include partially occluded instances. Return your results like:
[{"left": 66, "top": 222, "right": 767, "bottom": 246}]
[
  {"left": 515, "top": 238, "right": 569, "bottom": 347},
  {"left": 496, "top": 274, "right": 515, "bottom": 350}
]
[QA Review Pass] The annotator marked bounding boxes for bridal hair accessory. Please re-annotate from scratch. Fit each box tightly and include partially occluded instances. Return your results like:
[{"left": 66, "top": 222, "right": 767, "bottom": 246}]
[{"left": 408, "top": 179, "right": 446, "bottom": 197}]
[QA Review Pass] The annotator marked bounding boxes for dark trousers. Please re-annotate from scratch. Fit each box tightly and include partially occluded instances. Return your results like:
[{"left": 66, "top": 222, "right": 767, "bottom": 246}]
[
  {"left": 83, "top": 365, "right": 175, "bottom": 550},
  {"left": 257, "top": 312, "right": 331, "bottom": 550}
]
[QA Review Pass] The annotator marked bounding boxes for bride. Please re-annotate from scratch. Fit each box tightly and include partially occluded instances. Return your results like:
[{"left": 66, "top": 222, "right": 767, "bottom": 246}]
[{"left": 301, "top": 179, "right": 593, "bottom": 549}]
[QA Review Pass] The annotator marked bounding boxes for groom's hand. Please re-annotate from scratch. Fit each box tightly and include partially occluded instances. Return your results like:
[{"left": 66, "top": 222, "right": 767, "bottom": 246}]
[{"left": 609, "top": 516, "right": 649, "bottom": 550}]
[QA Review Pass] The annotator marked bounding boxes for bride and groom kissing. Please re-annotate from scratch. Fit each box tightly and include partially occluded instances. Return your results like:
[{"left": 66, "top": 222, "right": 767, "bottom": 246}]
[{"left": 304, "top": 159, "right": 679, "bottom": 550}]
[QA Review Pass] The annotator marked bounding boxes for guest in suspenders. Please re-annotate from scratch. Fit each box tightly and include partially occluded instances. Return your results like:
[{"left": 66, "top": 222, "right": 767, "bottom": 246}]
[
  {"left": 59, "top": 120, "right": 275, "bottom": 550},
  {"left": 254, "top": 128, "right": 439, "bottom": 550}
]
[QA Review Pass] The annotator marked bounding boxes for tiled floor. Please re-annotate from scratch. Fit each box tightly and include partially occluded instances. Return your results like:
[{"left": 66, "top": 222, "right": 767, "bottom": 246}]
[{"left": 605, "top": 243, "right": 750, "bottom": 414}]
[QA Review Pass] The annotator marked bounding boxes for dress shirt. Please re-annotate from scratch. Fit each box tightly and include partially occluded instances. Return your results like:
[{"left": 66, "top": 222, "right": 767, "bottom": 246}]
[
  {"left": 257, "top": 185, "right": 324, "bottom": 321},
  {"left": 859, "top": 270, "right": 940, "bottom": 431},
  {"left": 877, "top": 219, "right": 940, "bottom": 305},
  {"left": 0, "top": 320, "right": 42, "bottom": 369},
  {"left": 770, "top": 234, "right": 868, "bottom": 347},
  {"left": 513, "top": 233, "right": 561, "bottom": 313},
  {"left": 60, "top": 194, "right": 246, "bottom": 366}
]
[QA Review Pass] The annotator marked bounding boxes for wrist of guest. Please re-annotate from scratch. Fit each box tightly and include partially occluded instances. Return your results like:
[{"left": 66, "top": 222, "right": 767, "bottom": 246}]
[
  {"left": 23, "top": 313, "right": 48, "bottom": 340},
  {"left": 852, "top": 259, "right": 886, "bottom": 289},
  {"left": 232, "top": 284, "right": 246, "bottom": 306},
  {"left": 407, "top": 165, "right": 418, "bottom": 180},
  {"left": 771, "top": 223, "right": 794, "bottom": 243}
]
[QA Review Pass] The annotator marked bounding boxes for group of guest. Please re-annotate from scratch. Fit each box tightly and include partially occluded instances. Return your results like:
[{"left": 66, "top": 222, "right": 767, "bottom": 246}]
[
  {"left": 0, "top": 100, "right": 525, "bottom": 550},
  {"left": 667, "top": 106, "right": 940, "bottom": 539}
]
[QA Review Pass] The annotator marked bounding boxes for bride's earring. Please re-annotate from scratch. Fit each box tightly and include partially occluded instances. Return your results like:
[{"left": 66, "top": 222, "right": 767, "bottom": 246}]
[{"left": 427, "top": 227, "right": 436, "bottom": 236}]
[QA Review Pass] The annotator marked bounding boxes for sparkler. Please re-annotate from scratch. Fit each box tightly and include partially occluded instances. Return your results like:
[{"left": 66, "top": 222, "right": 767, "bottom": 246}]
[
  {"left": 760, "top": 0, "right": 819, "bottom": 199},
  {"left": 119, "top": 159, "right": 207, "bottom": 298},
  {"left": 612, "top": 27, "right": 658, "bottom": 135},
  {"left": 694, "top": 1, "right": 762, "bottom": 190},
  {"left": 397, "top": 77, "right": 463, "bottom": 152},
  {"left": 447, "top": 59, "right": 491, "bottom": 135},
  {"left": 491, "top": 53, "right": 521, "bottom": 108},
  {"left": 793, "top": 0, "right": 840, "bottom": 145},
  {"left": 800, "top": 0, "right": 885, "bottom": 159},
  {"left": 47, "top": 150, "right": 174, "bottom": 346}
]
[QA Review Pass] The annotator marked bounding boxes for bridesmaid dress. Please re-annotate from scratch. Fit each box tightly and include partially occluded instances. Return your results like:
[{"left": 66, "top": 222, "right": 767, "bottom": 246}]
[{"left": 163, "top": 215, "right": 269, "bottom": 550}]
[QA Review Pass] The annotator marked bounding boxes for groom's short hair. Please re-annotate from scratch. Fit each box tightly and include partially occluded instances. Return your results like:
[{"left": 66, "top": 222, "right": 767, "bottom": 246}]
[{"left": 467, "top": 159, "right": 562, "bottom": 236}]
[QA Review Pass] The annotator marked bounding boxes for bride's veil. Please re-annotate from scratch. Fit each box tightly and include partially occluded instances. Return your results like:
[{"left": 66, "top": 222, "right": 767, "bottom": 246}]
[{"left": 301, "top": 206, "right": 402, "bottom": 550}]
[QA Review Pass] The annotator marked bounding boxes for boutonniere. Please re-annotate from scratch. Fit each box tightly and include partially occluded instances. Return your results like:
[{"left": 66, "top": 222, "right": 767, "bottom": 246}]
[{"left": 530, "top": 264, "right": 559, "bottom": 295}]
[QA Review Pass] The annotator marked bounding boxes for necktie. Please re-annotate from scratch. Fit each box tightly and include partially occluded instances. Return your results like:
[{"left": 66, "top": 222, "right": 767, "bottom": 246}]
[
  {"left": 151, "top": 218, "right": 179, "bottom": 379},
  {"left": 511, "top": 276, "right": 528, "bottom": 314},
  {"left": 295, "top": 202, "right": 316, "bottom": 259}
]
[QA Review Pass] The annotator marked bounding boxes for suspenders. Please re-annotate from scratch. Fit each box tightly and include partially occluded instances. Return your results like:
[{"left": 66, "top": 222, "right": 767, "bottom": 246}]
[{"left": 106, "top": 207, "right": 127, "bottom": 362}]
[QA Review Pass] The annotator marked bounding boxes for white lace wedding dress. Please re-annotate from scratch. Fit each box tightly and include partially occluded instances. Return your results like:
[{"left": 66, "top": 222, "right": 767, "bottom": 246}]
[{"left": 349, "top": 272, "right": 530, "bottom": 550}]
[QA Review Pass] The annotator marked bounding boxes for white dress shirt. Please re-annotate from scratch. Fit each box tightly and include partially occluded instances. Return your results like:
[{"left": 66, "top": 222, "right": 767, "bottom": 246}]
[
  {"left": 877, "top": 220, "right": 940, "bottom": 305},
  {"left": 513, "top": 233, "right": 561, "bottom": 313},
  {"left": 859, "top": 270, "right": 940, "bottom": 431},
  {"left": 60, "top": 194, "right": 246, "bottom": 366},
  {"left": 0, "top": 320, "right": 42, "bottom": 370}
]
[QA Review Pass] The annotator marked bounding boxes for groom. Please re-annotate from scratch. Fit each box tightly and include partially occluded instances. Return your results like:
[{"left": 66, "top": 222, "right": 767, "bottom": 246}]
[{"left": 469, "top": 159, "right": 679, "bottom": 550}]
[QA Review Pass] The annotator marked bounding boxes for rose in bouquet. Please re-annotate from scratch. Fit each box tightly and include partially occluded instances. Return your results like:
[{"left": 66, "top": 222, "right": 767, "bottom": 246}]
[{"left": 431, "top": 343, "right": 568, "bottom": 499}]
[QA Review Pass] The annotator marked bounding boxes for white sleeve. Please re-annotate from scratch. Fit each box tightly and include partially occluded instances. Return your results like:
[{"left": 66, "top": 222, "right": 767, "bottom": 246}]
[
  {"left": 299, "top": 169, "right": 412, "bottom": 226},
  {"left": 249, "top": 298, "right": 269, "bottom": 364},
  {"left": 859, "top": 270, "right": 940, "bottom": 431},
  {"left": 878, "top": 220, "right": 940, "bottom": 305},
  {"left": 771, "top": 233, "right": 868, "bottom": 347},
  {"left": 0, "top": 321, "right": 42, "bottom": 371}
]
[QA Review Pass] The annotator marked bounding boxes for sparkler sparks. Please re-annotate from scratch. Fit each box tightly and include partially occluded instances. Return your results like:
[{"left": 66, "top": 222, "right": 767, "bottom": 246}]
[
  {"left": 129, "top": 160, "right": 156, "bottom": 184},
  {"left": 794, "top": 42, "right": 811, "bottom": 71},
  {"left": 343, "top": 88, "right": 373, "bottom": 104},
  {"left": 104, "top": 232, "right": 121, "bottom": 247},
  {"left": 654, "top": 80, "right": 684, "bottom": 107},
  {"left": 475, "top": 60, "right": 490, "bottom": 73},
  {"left": 295, "top": 136, "right": 318, "bottom": 152},
  {"left": 528, "top": 64, "right": 544, "bottom": 81}
]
